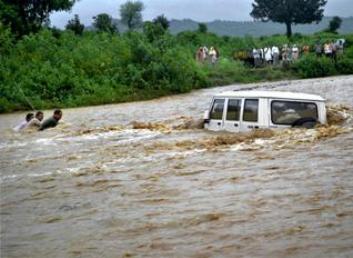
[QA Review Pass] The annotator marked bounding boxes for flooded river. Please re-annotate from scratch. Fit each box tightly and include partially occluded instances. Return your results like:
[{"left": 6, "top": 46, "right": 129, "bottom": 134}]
[{"left": 1, "top": 76, "right": 353, "bottom": 258}]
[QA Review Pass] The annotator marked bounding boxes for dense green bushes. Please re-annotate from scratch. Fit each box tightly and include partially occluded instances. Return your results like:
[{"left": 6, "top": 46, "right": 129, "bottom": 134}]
[
  {"left": 294, "top": 54, "right": 353, "bottom": 78},
  {"left": 336, "top": 57, "right": 353, "bottom": 74},
  {"left": 0, "top": 30, "right": 207, "bottom": 112},
  {"left": 294, "top": 55, "right": 336, "bottom": 78},
  {"left": 0, "top": 26, "right": 352, "bottom": 113}
]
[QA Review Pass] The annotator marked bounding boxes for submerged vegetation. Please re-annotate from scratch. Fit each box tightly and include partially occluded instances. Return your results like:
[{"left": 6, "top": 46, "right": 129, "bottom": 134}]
[{"left": 0, "top": 22, "right": 353, "bottom": 113}]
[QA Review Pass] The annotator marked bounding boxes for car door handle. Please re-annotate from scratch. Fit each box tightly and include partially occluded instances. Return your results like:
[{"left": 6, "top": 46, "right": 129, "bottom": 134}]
[
  {"left": 217, "top": 122, "right": 221, "bottom": 126},
  {"left": 234, "top": 123, "right": 238, "bottom": 127},
  {"left": 248, "top": 125, "right": 254, "bottom": 129}
]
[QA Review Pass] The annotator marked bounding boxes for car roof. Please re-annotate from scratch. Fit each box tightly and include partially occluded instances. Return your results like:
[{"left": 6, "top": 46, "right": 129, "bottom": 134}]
[{"left": 214, "top": 90, "right": 325, "bottom": 101}]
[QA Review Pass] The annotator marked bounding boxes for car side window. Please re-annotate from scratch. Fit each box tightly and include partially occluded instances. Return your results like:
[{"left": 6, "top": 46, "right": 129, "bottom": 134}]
[
  {"left": 271, "top": 101, "right": 318, "bottom": 125},
  {"left": 210, "top": 99, "right": 225, "bottom": 120},
  {"left": 243, "top": 99, "right": 259, "bottom": 122},
  {"left": 226, "top": 99, "right": 241, "bottom": 121}
]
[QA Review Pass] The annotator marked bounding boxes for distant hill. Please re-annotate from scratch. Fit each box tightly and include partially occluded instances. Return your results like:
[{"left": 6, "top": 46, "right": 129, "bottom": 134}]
[
  {"left": 106, "top": 16, "right": 353, "bottom": 37},
  {"left": 168, "top": 17, "right": 353, "bottom": 37}
]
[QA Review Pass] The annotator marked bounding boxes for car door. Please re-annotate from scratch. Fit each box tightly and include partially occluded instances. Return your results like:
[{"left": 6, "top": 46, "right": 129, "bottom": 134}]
[
  {"left": 208, "top": 98, "right": 225, "bottom": 131},
  {"left": 240, "top": 98, "right": 260, "bottom": 132},
  {"left": 223, "top": 98, "right": 242, "bottom": 132}
]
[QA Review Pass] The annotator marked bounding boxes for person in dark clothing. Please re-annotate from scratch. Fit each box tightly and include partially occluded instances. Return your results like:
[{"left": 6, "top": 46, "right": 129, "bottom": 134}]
[{"left": 39, "top": 109, "right": 62, "bottom": 131}]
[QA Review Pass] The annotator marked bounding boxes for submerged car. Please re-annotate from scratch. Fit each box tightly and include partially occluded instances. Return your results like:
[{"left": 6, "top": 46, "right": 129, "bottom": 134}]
[{"left": 204, "top": 90, "right": 326, "bottom": 132}]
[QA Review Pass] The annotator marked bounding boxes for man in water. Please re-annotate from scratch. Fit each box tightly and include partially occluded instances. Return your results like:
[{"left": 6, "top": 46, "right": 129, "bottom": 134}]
[
  {"left": 39, "top": 109, "right": 62, "bottom": 131},
  {"left": 25, "top": 111, "right": 44, "bottom": 130},
  {"left": 13, "top": 113, "right": 34, "bottom": 132}
]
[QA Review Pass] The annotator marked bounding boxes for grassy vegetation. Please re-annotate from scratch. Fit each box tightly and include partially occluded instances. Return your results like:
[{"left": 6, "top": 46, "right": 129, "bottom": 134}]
[{"left": 0, "top": 24, "right": 353, "bottom": 113}]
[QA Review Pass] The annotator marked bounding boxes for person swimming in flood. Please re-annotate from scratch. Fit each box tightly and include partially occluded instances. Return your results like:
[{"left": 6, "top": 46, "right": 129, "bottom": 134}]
[
  {"left": 13, "top": 113, "right": 34, "bottom": 132},
  {"left": 24, "top": 111, "right": 44, "bottom": 130},
  {"left": 39, "top": 109, "right": 62, "bottom": 131}
]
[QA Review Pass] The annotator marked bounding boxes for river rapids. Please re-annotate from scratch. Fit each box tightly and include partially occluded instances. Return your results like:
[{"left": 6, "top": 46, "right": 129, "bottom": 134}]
[{"left": 1, "top": 76, "right": 353, "bottom": 258}]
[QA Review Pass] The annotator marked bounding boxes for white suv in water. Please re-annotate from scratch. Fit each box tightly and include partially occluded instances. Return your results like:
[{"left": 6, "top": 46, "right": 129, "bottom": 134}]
[{"left": 204, "top": 90, "right": 327, "bottom": 132}]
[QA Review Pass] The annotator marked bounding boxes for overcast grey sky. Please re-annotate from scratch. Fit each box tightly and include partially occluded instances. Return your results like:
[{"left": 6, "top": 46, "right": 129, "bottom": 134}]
[{"left": 51, "top": 0, "right": 353, "bottom": 28}]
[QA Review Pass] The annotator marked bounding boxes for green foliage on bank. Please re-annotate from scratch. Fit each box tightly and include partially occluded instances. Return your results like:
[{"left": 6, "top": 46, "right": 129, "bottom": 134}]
[{"left": 0, "top": 25, "right": 352, "bottom": 113}]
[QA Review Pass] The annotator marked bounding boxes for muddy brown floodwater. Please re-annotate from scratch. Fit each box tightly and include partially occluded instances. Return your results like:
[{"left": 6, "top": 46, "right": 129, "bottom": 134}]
[{"left": 1, "top": 76, "right": 353, "bottom": 258}]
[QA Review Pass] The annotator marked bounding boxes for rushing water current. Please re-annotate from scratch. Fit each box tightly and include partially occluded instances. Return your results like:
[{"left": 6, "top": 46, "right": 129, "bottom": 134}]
[{"left": 1, "top": 76, "right": 353, "bottom": 258}]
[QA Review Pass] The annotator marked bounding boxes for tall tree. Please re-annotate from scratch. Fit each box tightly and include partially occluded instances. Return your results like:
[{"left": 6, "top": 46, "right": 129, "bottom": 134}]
[
  {"left": 143, "top": 21, "right": 164, "bottom": 42},
  {"left": 119, "top": 0, "right": 144, "bottom": 31},
  {"left": 0, "top": 0, "right": 76, "bottom": 36},
  {"left": 250, "top": 0, "right": 327, "bottom": 38},
  {"left": 65, "top": 14, "right": 84, "bottom": 35},
  {"left": 153, "top": 15, "right": 169, "bottom": 31},
  {"left": 93, "top": 13, "right": 118, "bottom": 33},
  {"left": 198, "top": 23, "right": 208, "bottom": 33},
  {"left": 328, "top": 16, "right": 342, "bottom": 33}
]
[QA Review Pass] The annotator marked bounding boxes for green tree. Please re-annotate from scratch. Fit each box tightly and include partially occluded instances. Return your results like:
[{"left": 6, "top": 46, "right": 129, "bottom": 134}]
[
  {"left": 0, "top": 0, "right": 76, "bottom": 36},
  {"left": 250, "top": 0, "right": 327, "bottom": 38},
  {"left": 143, "top": 21, "right": 164, "bottom": 42},
  {"left": 65, "top": 14, "right": 84, "bottom": 35},
  {"left": 328, "top": 16, "right": 342, "bottom": 33},
  {"left": 0, "top": 22, "right": 13, "bottom": 55},
  {"left": 198, "top": 23, "right": 208, "bottom": 33},
  {"left": 119, "top": 0, "right": 144, "bottom": 31},
  {"left": 153, "top": 15, "right": 169, "bottom": 31},
  {"left": 93, "top": 13, "right": 118, "bottom": 33}
]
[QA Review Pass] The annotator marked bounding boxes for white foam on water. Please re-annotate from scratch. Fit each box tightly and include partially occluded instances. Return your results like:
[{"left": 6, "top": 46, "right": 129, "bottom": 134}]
[
  {"left": 35, "top": 138, "right": 57, "bottom": 146},
  {"left": 105, "top": 148, "right": 208, "bottom": 168},
  {"left": 0, "top": 141, "right": 28, "bottom": 150},
  {"left": 54, "top": 129, "right": 161, "bottom": 144},
  {"left": 0, "top": 166, "right": 86, "bottom": 183}
]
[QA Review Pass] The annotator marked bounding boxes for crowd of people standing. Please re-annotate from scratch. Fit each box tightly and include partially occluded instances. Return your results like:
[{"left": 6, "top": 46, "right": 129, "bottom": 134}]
[
  {"left": 196, "top": 38, "right": 346, "bottom": 68},
  {"left": 316, "top": 39, "right": 346, "bottom": 58},
  {"left": 250, "top": 43, "right": 302, "bottom": 67},
  {"left": 250, "top": 39, "right": 345, "bottom": 67}
]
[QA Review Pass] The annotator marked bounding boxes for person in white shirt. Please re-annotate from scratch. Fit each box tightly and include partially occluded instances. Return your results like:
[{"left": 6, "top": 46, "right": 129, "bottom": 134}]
[
  {"left": 209, "top": 46, "right": 218, "bottom": 65},
  {"left": 24, "top": 111, "right": 44, "bottom": 130},
  {"left": 291, "top": 44, "right": 299, "bottom": 60},
  {"left": 272, "top": 46, "right": 280, "bottom": 66},
  {"left": 202, "top": 46, "right": 209, "bottom": 61},
  {"left": 335, "top": 39, "right": 345, "bottom": 56},
  {"left": 264, "top": 47, "right": 273, "bottom": 65},
  {"left": 13, "top": 113, "right": 34, "bottom": 132},
  {"left": 324, "top": 42, "right": 333, "bottom": 58}
]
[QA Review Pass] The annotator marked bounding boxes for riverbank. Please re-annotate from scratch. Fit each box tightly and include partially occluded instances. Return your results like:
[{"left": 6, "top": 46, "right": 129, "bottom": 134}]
[{"left": 1, "top": 28, "right": 352, "bottom": 113}]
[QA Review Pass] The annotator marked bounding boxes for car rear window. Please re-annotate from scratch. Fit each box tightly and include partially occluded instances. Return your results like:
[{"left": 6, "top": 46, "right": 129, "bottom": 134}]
[{"left": 271, "top": 100, "right": 318, "bottom": 125}]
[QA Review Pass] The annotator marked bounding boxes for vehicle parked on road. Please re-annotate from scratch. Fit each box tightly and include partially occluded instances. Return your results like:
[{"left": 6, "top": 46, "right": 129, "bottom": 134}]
[{"left": 204, "top": 90, "right": 326, "bottom": 132}]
